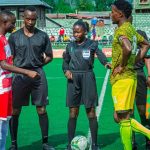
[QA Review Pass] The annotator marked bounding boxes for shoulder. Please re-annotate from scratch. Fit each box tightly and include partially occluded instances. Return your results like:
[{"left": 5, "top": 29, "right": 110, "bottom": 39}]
[
  {"left": 66, "top": 41, "right": 73, "bottom": 48},
  {"left": 9, "top": 29, "right": 23, "bottom": 39},
  {"left": 116, "top": 23, "right": 136, "bottom": 40},
  {"left": 87, "top": 39, "right": 98, "bottom": 47},
  {"left": 36, "top": 28, "right": 48, "bottom": 37}
]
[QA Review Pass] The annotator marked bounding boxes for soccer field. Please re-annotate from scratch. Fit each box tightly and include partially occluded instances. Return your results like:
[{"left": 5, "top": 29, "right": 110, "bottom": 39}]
[{"left": 6, "top": 58, "right": 146, "bottom": 150}]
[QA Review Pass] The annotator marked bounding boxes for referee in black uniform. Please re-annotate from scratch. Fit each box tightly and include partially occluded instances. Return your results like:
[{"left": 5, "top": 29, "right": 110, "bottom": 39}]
[
  {"left": 8, "top": 7, "right": 54, "bottom": 150},
  {"left": 132, "top": 30, "right": 150, "bottom": 150},
  {"left": 62, "top": 20, "right": 111, "bottom": 150}
]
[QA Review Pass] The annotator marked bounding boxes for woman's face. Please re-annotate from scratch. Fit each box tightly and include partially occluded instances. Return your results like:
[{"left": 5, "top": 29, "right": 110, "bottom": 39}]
[{"left": 73, "top": 25, "right": 86, "bottom": 43}]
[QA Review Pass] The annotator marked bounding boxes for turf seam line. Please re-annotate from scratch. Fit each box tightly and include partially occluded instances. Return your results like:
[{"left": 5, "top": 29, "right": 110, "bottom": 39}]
[{"left": 87, "top": 69, "right": 110, "bottom": 145}]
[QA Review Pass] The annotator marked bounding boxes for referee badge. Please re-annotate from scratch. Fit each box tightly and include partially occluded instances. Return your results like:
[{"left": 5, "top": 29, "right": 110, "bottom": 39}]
[{"left": 82, "top": 49, "right": 90, "bottom": 59}]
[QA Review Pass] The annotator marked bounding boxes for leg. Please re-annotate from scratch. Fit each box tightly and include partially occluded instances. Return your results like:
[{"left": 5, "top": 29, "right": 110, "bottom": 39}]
[
  {"left": 115, "top": 111, "right": 132, "bottom": 150},
  {"left": 86, "top": 107, "right": 99, "bottom": 150},
  {"left": 130, "top": 112, "right": 137, "bottom": 150},
  {"left": 0, "top": 119, "right": 9, "bottom": 150},
  {"left": 36, "top": 106, "right": 55, "bottom": 150},
  {"left": 9, "top": 107, "right": 22, "bottom": 150},
  {"left": 136, "top": 97, "right": 150, "bottom": 149},
  {"left": 136, "top": 105, "right": 147, "bottom": 126},
  {"left": 115, "top": 111, "right": 150, "bottom": 150},
  {"left": 67, "top": 107, "right": 79, "bottom": 150}
]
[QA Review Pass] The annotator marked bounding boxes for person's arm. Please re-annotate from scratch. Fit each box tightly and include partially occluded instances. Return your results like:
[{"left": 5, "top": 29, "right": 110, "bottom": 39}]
[
  {"left": 0, "top": 39, "right": 39, "bottom": 79},
  {"left": 42, "top": 53, "right": 53, "bottom": 65},
  {"left": 135, "top": 39, "right": 150, "bottom": 63},
  {"left": 42, "top": 34, "right": 53, "bottom": 65},
  {"left": 145, "top": 58, "right": 150, "bottom": 87},
  {"left": 112, "top": 36, "right": 132, "bottom": 76},
  {"left": 0, "top": 60, "right": 39, "bottom": 79},
  {"left": 95, "top": 42, "right": 111, "bottom": 69},
  {"left": 8, "top": 34, "right": 15, "bottom": 57},
  {"left": 62, "top": 44, "right": 72, "bottom": 79}
]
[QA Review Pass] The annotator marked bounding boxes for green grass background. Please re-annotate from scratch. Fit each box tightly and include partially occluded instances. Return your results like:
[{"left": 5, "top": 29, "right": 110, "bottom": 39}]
[{"left": 6, "top": 58, "right": 146, "bottom": 150}]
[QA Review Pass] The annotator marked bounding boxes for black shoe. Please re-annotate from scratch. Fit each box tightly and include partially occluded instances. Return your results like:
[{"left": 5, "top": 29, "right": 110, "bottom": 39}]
[
  {"left": 146, "top": 140, "right": 150, "bottom": 150},
  {"left": 92, "top": 144, "right": 100, "bottom": 150},
  {"left": 42, "top": 143, "right": 55, "bottom": 150},
  {"left": 132, "top": 142, "right": 138, "bottom": 150},
  {"left": 9, "top": 145, "right": 18, "bottom": 150}
]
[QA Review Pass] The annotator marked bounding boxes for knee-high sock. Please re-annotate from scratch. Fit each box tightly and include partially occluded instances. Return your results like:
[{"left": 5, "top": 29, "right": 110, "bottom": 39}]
[
  {"left": 89, "top": 117, "right": 98, "bottom": 146},
  {"left": 120, "top": 120, "right": 132, "bottom": 150},
  {"left": 38, "top": 113, "right": 49, "bottom": 143},
  {"left": 130, "top": 118, "right": 150, "bottom": 139},
  {"left": 9, "top": 115, "right": 19, "bottom": 146},
  {"left": 0, "top": 120, "right": 9, "bottom": 150},
  {"left": 68, "top": 118, "right": 77, "bottom": 145}
]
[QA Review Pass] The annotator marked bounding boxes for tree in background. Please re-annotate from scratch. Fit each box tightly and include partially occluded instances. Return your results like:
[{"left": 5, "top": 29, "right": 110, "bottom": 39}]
[
  {"left": 44, "top": 0, "right": 55, "bottom": 12},
  {"left": 95, "top": 0, "right": 114, "bottom": 11},
  {"left": 76, "top": 0, "right": 94, "bottom": 11},
  {"left": 43, "top": 0, "right": 115, "bottom": 13}
]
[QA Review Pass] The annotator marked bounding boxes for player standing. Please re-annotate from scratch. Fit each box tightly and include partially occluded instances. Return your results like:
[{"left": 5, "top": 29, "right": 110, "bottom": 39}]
[
  {"left": 110, "top": 0, "right": 150, "bottom": 149},
  {"left": 0, "top": 10, "right": 39, "bottom": 150},
  {"left": 8, "top": 6, "right": 54, "bottom": 150},
  {"left": 62, "top": 20, "right": 111, "bottom": 150}
]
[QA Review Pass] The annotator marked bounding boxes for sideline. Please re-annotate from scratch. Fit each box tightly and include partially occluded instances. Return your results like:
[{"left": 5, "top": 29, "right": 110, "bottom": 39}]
[{"left": 87, "top": 69, "right": 110, "bottom": 145}]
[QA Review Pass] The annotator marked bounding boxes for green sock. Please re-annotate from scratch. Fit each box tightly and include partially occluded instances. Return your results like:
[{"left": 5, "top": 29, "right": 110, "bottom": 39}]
[
  {"left": 130, "top": 118, "right": 150, "bottom": 139},
  {"left": 120, "top": 119, "right": 132, "bottom": 150}
]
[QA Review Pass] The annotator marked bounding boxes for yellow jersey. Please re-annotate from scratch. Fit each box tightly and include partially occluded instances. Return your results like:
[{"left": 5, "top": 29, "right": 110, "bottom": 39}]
[{"left": 110, "top": 22, "right": 144, "bottom": 85}]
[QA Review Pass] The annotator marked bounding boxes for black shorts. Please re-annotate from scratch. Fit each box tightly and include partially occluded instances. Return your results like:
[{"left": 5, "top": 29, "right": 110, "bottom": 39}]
[
  {"left": 66, "top": 71, "right": 98, "bottom": 108},
  {"left": 135, "top": 72, "right": 147, "bottom": 105},
  {"left": 12, "top": 68, "right": 49, "bottom": 107}
]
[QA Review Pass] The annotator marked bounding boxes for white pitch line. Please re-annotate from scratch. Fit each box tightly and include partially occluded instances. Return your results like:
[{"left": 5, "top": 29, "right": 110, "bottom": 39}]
[{"left": 87, "top": 69, "right": 110, "bottom": 144}]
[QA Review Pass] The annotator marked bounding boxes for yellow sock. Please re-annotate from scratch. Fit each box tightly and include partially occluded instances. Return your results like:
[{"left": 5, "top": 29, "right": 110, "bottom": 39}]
[
  {"left": 120, "top": 120, "right": 132, "bottom": 150},
  {"left": 130, "top": 118, "right": 150, "bottom": 139}
]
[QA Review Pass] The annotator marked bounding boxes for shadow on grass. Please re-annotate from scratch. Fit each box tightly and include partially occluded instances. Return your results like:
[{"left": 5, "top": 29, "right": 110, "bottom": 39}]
[
  {"left": 18, "top": 132, "right": 120, "bottom": 150},
  {"left": 8, "top": 132, "right": 146, "bottom": 150}
]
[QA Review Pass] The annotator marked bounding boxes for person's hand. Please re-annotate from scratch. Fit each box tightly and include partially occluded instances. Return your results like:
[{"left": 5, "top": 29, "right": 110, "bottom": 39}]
[
  {"left": 65, "top": 70, "right": 72, "bottom": 80},
  {"left": 112, "top": 65, "right": 124, "bottom": 76},
  {"left": 41, "top": 52, "right": 46, "bottom": 62},
  {"left": 147, "top": 76, "right": 150, "bottom": 88},
  {"left": 105, "top": 63, "right": 111, "bottom": 69},
  {"left": 26, "top": 70, "right": 40, "bottom": 79}
]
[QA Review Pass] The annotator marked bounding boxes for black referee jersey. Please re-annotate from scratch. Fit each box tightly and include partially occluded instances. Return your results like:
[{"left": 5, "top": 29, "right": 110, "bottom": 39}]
[
  {"left": 8, "top": 28, "right": 52, "bottom": 68},
  {"left": 62, "top": 38, "right": 108, "bottom": 72}
]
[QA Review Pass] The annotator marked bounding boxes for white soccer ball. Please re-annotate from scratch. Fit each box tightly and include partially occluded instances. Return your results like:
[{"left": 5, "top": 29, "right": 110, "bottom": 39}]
[{"left": 71, "top": 135, "right": 88, "bottom": 150}]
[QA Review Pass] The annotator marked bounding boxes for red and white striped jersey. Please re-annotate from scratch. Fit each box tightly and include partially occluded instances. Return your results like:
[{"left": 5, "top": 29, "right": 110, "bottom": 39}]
[{"left": 0, "top": 35, "right": 13, "bottom": 94}]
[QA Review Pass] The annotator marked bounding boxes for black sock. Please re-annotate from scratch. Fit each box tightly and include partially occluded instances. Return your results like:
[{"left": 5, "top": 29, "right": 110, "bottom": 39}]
[
  {"left": 68, "top": 118, "right": 77, "bottom": 144},
  {"left": 139, "top": 115, "right": 150, "bottom": 142},
  {"left": 140, "top": 114, "right": 147, "bottom": 126},
  {"left": 38, "top": 113, "right": 49, "bottom": 143},
  {"left": 89, "top": 117, "right": 98, "bottom": 146},
  {"left": 9, "top": 115, "right": 19, "bottom": 146}
]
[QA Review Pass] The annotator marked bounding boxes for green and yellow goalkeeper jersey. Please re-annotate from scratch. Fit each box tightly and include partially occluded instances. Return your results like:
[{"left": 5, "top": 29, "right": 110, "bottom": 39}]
[{"left": 110, "top": 22, "right": 144, "bottom": 85}]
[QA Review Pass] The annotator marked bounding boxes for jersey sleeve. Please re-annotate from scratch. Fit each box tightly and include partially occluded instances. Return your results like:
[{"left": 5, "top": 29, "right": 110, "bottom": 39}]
[
  {"left": 116, "top": 29, "right": 128, "bottom": 47},
  {"left": 8, "top": 34, "right": 15, "bottom": 57},
  {"left": 0, "top": 39, "right": 6, "bottom": 61},
  {"left": 44, "top": 33, "right": 53, "bottom": 57},
  {"left": 136, "top": 32, "right": 144, "bottom": 44},
  {"left": 62, "top": 44, "right": 71, "bottom": 73},
  {"left": 95, "top": 41, "right": 108, "bottom": 65}
]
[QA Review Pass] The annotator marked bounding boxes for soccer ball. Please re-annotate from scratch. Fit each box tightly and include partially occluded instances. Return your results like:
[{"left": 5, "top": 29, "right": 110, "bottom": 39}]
[{"left": 71, "top": 135, "right": 88, "bottom": 150}]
